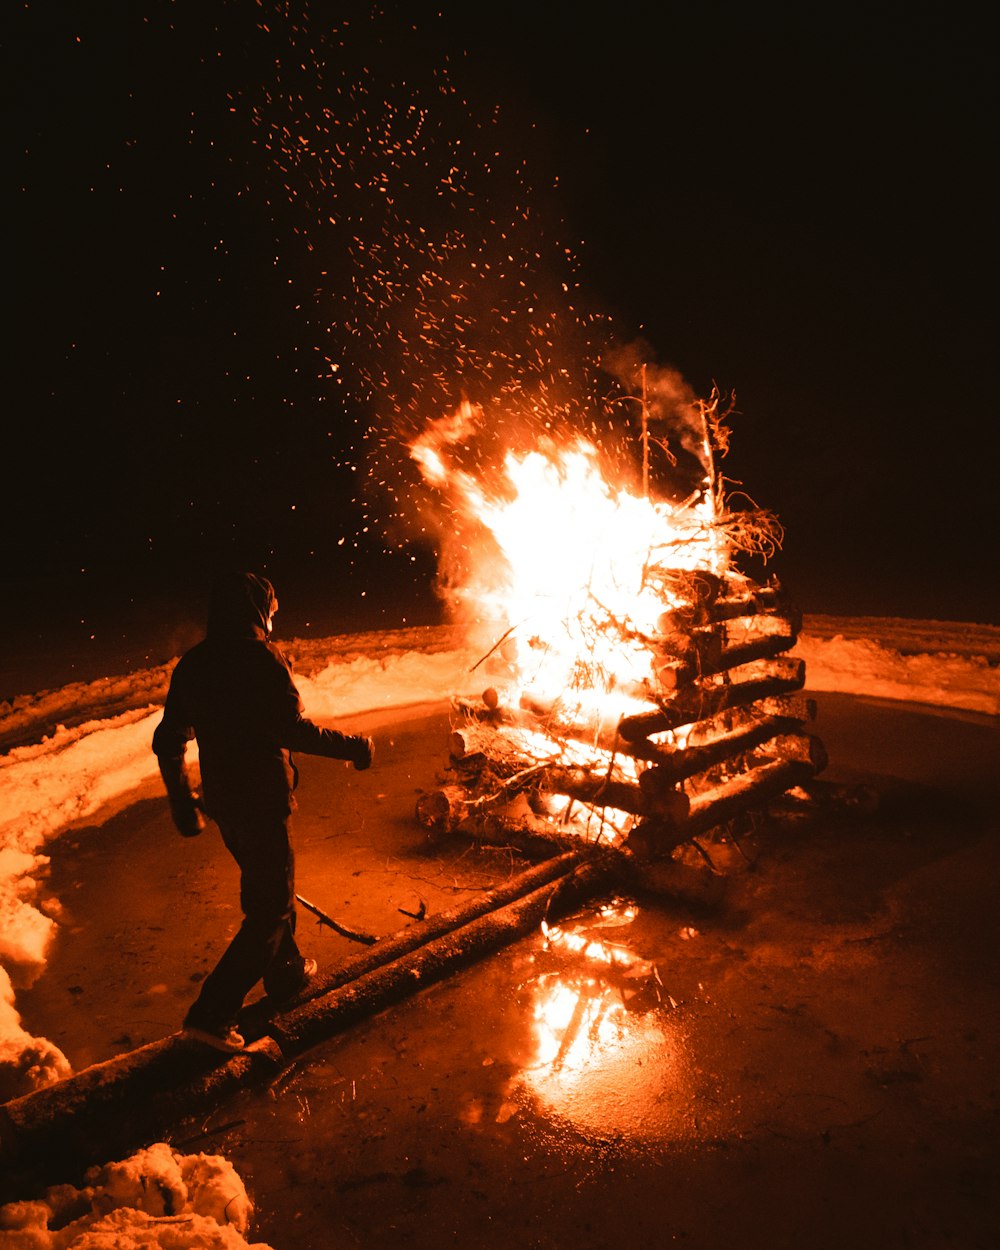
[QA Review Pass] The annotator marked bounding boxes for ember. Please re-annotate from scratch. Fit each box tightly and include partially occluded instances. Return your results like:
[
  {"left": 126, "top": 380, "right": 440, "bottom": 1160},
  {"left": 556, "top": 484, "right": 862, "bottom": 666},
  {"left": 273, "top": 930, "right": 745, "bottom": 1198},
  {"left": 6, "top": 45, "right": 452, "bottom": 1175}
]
[{"left": 412, "top": 385, "right": 825, "bottom": 867}]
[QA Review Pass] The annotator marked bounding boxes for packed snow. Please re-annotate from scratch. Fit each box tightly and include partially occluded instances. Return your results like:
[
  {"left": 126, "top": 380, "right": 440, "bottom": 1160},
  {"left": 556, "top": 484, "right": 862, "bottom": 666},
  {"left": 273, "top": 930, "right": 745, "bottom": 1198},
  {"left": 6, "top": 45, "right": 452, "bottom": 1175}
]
[{"left": 0, "top": 615, "right": 996, "bottom": 1243}]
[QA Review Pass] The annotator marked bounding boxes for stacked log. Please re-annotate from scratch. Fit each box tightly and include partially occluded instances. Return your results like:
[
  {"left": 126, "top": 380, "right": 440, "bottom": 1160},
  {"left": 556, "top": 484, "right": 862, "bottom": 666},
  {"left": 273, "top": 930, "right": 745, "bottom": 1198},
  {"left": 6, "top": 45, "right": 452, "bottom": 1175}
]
[{"left": 416, "top": 577, "right": 825, "bottom": 863}]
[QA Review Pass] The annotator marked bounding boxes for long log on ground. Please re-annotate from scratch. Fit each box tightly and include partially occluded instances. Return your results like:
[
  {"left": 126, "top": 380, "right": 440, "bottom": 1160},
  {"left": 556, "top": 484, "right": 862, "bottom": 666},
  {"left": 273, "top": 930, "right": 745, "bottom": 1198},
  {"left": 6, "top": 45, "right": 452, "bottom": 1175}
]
[
  {"left": 0, "top": 852, "right": 604, "bottom": 1197},
  {"left": 618, "top": 657, "right": 805, "bottom": 742},
  {"left": 272, "top": 856, "right": 614, "bottom": 1055},
  {"left": 0, "top": 1034, "right": 287, "bottom": 1202},
  {"left": 245, "top": 850, "right": 591, "bottom": 1034}
]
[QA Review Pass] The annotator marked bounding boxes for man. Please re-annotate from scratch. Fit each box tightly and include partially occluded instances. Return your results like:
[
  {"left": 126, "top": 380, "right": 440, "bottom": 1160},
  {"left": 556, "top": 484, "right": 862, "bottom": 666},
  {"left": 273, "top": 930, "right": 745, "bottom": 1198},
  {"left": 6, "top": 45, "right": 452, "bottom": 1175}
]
[{"left": 152, "top": 571, "right": 374, "bottom": 1053}]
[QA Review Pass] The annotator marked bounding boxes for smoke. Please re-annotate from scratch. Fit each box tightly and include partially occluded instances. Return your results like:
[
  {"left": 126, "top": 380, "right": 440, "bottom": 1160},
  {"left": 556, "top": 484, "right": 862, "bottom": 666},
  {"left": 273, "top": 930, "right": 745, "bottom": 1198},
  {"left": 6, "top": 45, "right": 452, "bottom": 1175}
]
[{"left": 601, "top": 341, "right": 715, "bottom": 502}]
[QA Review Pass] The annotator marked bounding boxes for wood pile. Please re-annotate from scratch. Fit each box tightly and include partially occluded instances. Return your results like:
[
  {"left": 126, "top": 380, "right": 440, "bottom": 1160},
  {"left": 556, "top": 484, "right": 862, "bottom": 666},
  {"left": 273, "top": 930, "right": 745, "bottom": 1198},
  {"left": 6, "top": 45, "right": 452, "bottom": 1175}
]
[{"left": 416, "top": 574, "right": 827, "bottom": 865}]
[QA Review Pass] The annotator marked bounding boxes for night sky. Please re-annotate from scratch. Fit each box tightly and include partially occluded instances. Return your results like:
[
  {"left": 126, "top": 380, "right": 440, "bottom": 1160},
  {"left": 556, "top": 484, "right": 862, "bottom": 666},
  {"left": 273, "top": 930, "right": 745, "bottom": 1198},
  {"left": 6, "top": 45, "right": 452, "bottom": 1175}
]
[{"left": 9, "top": 2, "right": 998, "bottom": 688}]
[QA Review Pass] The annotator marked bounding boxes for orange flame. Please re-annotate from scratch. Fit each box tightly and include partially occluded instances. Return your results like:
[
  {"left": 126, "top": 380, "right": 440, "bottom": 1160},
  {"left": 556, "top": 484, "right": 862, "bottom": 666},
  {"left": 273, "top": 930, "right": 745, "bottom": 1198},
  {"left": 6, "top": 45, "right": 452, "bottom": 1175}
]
[{"left": 410, "top": 400, "right": 731, "bottom": 723}]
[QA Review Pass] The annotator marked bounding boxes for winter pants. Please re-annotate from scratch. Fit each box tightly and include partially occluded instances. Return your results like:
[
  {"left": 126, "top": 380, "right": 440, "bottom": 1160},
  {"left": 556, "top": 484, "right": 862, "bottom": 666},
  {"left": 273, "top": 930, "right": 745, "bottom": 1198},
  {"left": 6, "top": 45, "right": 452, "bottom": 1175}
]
[{"left": 184, "top": 809, "right": 307, "bottom": 1029}]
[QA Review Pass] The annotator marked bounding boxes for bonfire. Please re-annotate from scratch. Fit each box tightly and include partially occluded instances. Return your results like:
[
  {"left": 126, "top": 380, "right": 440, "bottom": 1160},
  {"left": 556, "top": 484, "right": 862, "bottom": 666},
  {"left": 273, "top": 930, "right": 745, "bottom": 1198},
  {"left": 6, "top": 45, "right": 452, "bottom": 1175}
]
[{"left": 411, "top": 383, "right": 825, "bottom": 870}]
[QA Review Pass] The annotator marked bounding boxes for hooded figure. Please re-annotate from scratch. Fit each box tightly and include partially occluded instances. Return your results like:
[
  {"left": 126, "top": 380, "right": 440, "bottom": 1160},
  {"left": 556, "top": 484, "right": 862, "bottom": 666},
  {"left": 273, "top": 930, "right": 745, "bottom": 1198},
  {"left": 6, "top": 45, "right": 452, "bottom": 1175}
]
[{"left": 153, "top": 571, "right": 374, "bottom": 1052}]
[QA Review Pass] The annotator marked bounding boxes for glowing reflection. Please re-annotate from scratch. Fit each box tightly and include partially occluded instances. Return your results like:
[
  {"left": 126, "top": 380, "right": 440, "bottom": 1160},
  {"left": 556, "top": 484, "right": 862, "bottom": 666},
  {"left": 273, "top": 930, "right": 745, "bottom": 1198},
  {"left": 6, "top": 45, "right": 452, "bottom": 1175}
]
[{"left": 514, "top": 902, "right": 695, "bottom": 1139}]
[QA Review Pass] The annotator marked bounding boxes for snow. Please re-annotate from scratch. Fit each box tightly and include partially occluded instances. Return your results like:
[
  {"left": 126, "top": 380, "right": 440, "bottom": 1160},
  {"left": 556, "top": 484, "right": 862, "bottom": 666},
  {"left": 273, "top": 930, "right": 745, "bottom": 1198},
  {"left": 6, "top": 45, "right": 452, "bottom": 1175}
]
[
  {"left": 0, "top": 1141, "right": 268, "bottom": 1248},
  {"left": 0, "top": 614, "right": 995, "bottom": 1240},
  {"left": 791, "top": 616, "right": 1000, "bottom": 717}
]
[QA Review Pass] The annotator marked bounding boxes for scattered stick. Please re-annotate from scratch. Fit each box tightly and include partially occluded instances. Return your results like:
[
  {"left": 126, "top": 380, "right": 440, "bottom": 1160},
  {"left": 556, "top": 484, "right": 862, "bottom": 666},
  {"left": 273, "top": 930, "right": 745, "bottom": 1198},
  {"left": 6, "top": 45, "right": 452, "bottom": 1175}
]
[{"left": 295, "top": 894, "right": 378, "bottom": 946}]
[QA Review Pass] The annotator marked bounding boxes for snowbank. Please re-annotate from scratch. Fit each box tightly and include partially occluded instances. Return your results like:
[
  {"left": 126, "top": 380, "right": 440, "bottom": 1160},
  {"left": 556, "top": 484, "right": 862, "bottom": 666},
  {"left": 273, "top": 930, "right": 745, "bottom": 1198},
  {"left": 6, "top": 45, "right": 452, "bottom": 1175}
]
[
  {"left": 791, "top": 619, "right": 1000, "bottom": 717},
  {"left": 0, "top": 1141, "right": 271, "bottom": 1248}
]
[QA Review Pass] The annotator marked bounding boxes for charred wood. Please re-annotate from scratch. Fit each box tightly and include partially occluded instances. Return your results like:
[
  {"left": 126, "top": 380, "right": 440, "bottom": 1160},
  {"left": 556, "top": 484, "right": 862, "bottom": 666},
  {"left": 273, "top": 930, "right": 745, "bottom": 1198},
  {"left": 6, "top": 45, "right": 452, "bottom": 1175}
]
[
  {"left": 760, "top": 733, "right": 829, "bottom": 774},
  {"left": 725, "top": 605, "right": 803, "bottom": 642},
  {"left": 650, "top": 628, "right": 726, "bottom": 666},
  {"left": 684, "top": 755, "right": 822, "bottom": 839},
  {"left": 759, "top": 693, "right": 817, "bottom": 723}
]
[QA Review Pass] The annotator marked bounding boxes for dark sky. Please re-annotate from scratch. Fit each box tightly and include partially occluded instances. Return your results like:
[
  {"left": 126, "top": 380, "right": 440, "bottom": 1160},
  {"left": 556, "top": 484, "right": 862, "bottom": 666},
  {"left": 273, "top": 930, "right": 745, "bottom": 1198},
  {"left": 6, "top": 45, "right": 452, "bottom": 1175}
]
[{"left": 8, "top": 0, "right": 998, "bottom": 671}]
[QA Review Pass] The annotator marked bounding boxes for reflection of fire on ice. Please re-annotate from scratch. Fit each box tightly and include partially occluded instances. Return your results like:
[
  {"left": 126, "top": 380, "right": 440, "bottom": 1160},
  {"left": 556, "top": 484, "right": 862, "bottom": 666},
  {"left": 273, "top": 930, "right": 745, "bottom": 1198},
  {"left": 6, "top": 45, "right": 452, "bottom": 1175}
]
[
  {"left": 510, "top": 900, "right": 696, "bottom": 1140},
  {"left": 411, "top": 389, "right": 826, "bottom": 859}
]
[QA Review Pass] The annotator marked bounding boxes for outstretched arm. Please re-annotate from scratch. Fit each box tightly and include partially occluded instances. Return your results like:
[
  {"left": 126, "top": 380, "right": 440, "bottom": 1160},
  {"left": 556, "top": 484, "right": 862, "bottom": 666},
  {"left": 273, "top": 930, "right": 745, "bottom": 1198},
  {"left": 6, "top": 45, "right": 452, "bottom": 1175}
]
[
  {"left": 286, "top": 716, "right": 374, "bottom": 770},
  {"left": 270, "top": 644, "right": 374, "bottom": 769}
]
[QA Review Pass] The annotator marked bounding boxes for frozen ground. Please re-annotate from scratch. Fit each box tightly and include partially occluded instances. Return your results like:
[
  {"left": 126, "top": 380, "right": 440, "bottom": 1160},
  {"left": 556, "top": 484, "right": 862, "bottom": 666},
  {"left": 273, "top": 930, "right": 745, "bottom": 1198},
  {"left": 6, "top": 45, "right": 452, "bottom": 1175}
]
[{"left": 0, "top": 615, "right": 997, "bottom": 1248}]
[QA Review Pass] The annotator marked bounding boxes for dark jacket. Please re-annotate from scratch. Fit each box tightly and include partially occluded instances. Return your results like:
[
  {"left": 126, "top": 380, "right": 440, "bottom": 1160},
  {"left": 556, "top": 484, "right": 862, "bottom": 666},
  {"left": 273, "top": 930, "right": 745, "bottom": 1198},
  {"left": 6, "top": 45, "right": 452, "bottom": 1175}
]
[{"left": 153, "top": 573, "right": 369, "bottom": 827}]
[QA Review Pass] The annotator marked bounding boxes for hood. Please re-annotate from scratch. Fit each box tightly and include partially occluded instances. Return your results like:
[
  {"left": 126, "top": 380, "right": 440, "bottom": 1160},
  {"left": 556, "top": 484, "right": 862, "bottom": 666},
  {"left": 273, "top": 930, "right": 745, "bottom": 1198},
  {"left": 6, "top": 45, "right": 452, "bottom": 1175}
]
[{"left": 207, "top": 571, "right": 278, "bottom": 639}]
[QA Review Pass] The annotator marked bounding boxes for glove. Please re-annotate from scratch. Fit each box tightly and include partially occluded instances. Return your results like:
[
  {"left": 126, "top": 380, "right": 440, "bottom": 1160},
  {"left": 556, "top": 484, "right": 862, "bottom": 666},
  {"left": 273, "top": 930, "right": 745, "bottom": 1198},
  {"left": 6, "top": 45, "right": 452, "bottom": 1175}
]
[
  {"left": 351, "top": 735, "right": 374, "bottom": 771},
  {"left": 170, "top": 794, "right": 207, "bottom": 838}
]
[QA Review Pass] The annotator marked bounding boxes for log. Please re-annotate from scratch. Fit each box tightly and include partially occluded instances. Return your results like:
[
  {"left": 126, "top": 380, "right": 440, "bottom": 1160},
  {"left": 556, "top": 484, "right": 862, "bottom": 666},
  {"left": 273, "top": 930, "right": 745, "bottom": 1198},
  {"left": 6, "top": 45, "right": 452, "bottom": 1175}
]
[
  {"left": 624, "top": 754, "right": 822, "bottom": 858},
  {"left": 416, "top": 783, "right": 482, "bottom": 831},
  {"left": 656, "top": 583, "right": 789, "bottom": 632},
  {"left": 761, "top": 732, "right": 828, "bottom": 774},
  {"left": 654, "top": 632, "right": 798, "bottom": 690},
  {"left": 628, "top": 713, "right": 803, "bottom": 777},
  {"left": 759, "top": 693, "right": 817, "bottom": 723},
  {"left": 452, "top": 694, "right": 516, "bottom": 725},
  {"left": 765, "top": 776, "right": 880, "bottom": 816},
  {"left": 450, "top": 689, "right": 817, "bottom": 786},
  {"left": 724, "top": 604, "right": 803, "bottom": 642},
  {"left": 504, "top": 689, "right": 815, "bottom": 762},
  {"left": 269, "top": 858, "right": 616, "bottom": 1055},
  {"left": 544, "top": 767, "right": 690, "bottom": 821},
  {"left": 0, "top": 1036, "right": 287, "bottom": 1201},
  {"left": 684, "top": 755, "right": 823, "bottom": 838},
  {"left": 618, "top": 657, "right": 805, "bottom": 742},
  {"left": 651, "top": 627, "right": 726, "bottom": 666}
]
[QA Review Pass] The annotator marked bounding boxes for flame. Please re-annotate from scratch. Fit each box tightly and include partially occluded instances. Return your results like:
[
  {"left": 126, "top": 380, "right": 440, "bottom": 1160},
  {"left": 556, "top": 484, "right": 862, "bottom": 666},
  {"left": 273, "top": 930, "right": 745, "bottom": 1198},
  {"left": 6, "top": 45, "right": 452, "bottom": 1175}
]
[{"left": 410, "top": 401, "right": 730, "bottom": 722}]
